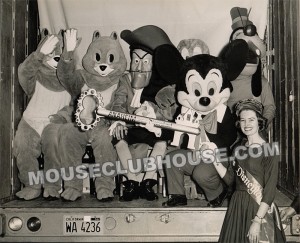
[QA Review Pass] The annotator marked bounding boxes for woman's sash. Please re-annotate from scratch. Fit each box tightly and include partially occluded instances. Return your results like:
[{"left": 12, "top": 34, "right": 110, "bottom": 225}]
[{"left": 232, "top": 160, "right": 286, "bottom": 243}]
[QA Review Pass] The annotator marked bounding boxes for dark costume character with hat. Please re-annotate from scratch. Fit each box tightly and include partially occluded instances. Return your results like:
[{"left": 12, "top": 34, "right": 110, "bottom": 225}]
[
  {"left": 109, "top": 25, "right": 184, "bottom": 201},
  {"left": 225, "top": 7, "right": 276, "bottom": 129}
]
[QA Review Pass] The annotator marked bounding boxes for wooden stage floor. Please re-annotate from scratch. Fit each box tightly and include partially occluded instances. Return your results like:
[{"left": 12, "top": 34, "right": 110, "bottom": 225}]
[{"left": 1, "top": 189, "right": 292, "bottom": 209}]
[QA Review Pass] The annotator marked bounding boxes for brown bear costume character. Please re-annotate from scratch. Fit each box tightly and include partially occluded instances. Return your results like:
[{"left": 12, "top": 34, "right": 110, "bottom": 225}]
[
  {"left": 14, "top": 29, "right": 71, "bottom": 200},
  {"left": 56, "top": 29, "right": 127, "bottom": 201}
]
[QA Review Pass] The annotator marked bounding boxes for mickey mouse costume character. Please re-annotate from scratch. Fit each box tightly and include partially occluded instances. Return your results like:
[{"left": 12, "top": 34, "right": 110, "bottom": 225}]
[
  {"left": 155, "top": 38, "right": 211, "bottom": 125},
  {"left": 176, "top": 38, "right": 211, "bottom": 200},
  {"left": 109, "top": 25, "right": 183, "bottom": 201},
  {"left": 226, "top": 7, "right": 276, "bottom": 127},
  {"left": 162, "top": 40, "right": 249, "bottom": 207}
]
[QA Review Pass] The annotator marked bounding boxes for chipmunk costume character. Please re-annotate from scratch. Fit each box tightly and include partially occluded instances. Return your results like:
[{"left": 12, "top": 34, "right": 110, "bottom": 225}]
[
  {"left": 56, "top": 29, "right": 127, "bottom": 201},
  {"left": 14, "top": 29, "right": 71, "bottom": 200}
]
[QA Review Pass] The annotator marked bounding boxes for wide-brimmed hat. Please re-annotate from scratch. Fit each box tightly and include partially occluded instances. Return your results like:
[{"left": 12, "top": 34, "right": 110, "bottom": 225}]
[
  {"left": 121, "top": 25, "right": 173, "bottom": 54},
  {"left": 230, "top": 7, "right": 253, "bottom": 30}
]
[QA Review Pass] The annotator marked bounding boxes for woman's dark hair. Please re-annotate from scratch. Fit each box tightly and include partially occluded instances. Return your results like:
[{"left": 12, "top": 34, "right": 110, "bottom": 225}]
[{"left": 235, "top": 108, "right": 267, "bottom": 131}]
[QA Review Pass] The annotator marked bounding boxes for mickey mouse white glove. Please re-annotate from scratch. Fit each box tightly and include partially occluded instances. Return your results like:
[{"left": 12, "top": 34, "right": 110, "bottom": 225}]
[{"left": 200, "top": 142, "right": 218, "bottom": 163}]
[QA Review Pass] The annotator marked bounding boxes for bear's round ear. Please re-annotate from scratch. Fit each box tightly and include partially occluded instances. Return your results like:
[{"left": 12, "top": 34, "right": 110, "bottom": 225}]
[
  {"left": 154, "top": 44, "right": 184, "bottom": 85},
  {"left": 92, "top": 31, "right": 101, "bottom": 41},
  {"left": 41, "top": 28, "right": 49, "bottom": 38},
  {"left": 36, "top": 28, "right": 50, "bottom": 52},
  {"left": 219, "top": 39, "right": 248, "bottom": 81},
  {"left": 110, "top": 31, "right": 118, "bottom": 40},
  {"left": 57, "top": 29, "right": 64, "bottom": 44},
  {"left": 57, "top": 29, "right": 64, "bottom": 38}
]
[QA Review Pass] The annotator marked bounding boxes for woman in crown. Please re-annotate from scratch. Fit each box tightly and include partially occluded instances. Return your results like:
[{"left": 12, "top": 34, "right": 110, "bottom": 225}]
[{"left": 212, "top": 99, "right": 285, "bottom": 243}]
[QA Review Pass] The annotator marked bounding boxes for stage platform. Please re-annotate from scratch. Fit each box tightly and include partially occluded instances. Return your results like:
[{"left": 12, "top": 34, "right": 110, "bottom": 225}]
[{"left": 1, "top": 189, "right": 299, "bottom": 242}]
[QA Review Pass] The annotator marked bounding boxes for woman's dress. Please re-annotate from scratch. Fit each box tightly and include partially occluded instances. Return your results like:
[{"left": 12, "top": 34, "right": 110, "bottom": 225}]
[{"left": 218, "top": 143, "right": 279, "bottom": 243}]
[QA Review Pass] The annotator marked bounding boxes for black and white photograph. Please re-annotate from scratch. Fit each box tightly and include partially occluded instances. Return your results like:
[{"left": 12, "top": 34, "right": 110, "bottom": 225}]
[{"left": 0, "top": 0, "right": 299, "bottom": 242}]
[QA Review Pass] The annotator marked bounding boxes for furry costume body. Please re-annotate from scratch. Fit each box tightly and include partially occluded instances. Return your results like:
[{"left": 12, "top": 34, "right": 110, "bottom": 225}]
[
  {"left": 56, "top": 30, "right": 127, "bottom": 201},
  {"left": 23, "top": 81, "right": 70, "bottom": 135},
  {"left": 14, "top": 32, "right": 71, "bottom": 200}
]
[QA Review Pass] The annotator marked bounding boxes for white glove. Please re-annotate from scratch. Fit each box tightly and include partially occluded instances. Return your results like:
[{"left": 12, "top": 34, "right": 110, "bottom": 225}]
[
  {"left": 108, "top": 121, "right": 126, "bottom": 136},
  {"left": 40, "top": 35, "right": 59, "bottom": 55},
  {"left": 135, "top": 101, "right": 156, "bottom": 118},
  {"left": 141, "top": 120, "right": 161, "bottom": 137},
  {"left": 64, "top": 29, "right": 79, "bottom": 52},
  {"left": 200, "top": 142, "right": 218, "bottom": 163},
  {"left": 135, "top": 102, "right": 161, "bottom": 136},
  {"left": 200, "top": 142, "right": 217, "bottom": 151}
]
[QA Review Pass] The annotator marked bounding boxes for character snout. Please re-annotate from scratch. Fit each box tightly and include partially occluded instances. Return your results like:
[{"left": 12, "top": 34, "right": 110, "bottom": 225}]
[
  {"left": 54, "top": 57, "right": 60, "bottom": 62},
  {"left": 100, "top": 65, "right": 107, "bottom": 71}
]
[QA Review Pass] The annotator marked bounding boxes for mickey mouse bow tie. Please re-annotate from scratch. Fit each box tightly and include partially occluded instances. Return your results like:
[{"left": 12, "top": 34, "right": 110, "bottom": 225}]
[{"left": 197, "top": 110, "right": 218, "bottom": 142}]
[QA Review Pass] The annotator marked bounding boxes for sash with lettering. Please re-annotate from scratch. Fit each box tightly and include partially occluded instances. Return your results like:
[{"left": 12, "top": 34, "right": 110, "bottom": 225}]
[{"left": 232, "top": 159, "right": 286, "bottom": 243}]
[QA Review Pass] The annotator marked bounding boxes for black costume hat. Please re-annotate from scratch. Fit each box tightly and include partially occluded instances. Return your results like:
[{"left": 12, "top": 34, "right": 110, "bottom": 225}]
[{"left": 121, "top": 25, "right": 173, "bottom": 54}]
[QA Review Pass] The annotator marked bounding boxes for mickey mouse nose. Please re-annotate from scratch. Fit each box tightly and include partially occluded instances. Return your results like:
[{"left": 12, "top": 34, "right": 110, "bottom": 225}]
[
  {"left": 54, "top": 57, "right": 60, "bottom": 62},
  {"left": 100, "top": 65, "right": 107, "bottom": 71},
  {"left": 199, "top": 97, "right": 211, "bottom": 106}
]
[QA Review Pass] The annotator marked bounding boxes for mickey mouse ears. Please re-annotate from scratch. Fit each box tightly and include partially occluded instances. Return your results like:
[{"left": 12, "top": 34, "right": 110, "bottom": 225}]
[
  {"left": 154, "top": 44, "right": 184, "bottom": 85},
  {"left": 121, "top": 25, "right": 173, "bottom": 54}
]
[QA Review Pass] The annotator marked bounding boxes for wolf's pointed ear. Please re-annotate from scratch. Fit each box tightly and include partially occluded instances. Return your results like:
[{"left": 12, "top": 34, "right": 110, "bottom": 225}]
[
  {"left": 92, "top": 31, "right": 101, "bottom": 41},
  {"left": 110, "top": 31, "right": 118, "bottom": 40},
  {"left": 219, "top": 39, "right": 248, "bottom": 81},
  {"left": 154, "top": 44, "right": 185, "bottom": 85}
]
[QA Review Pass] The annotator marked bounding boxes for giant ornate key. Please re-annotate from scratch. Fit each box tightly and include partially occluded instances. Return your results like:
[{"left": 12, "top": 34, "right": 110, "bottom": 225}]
[{"left": 75, "top": 89, "right": 202, "bottom": 148}]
